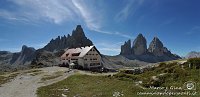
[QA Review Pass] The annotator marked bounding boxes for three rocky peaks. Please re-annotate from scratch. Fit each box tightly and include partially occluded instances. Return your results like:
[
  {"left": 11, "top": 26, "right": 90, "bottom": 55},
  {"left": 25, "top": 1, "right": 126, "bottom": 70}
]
[{"left": 120, "top": 34, "right": 180, "bottom": 62}]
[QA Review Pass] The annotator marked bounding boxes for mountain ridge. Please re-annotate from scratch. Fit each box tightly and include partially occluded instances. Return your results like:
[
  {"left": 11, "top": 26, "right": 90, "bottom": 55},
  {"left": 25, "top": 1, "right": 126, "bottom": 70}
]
[
  {"left": 41, "top": 25, "right": 93, "bottom": 52},
  {"left": 120, "top": 34, "right": 181, "bottom": 62},
  {"left": 0, "top": 25, "right": 182, "bottom": 71}
]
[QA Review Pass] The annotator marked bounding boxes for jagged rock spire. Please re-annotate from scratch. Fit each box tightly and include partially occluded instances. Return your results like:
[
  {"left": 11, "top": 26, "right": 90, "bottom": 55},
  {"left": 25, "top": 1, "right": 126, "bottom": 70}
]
[
  {"left": 132, "top": 34, "right": 147, "bottom": 55},
  {"left": 120, "top": 40, "right": 131, "bottom": 55},
  {"left": 42, "top": 25, "right": 93, "bottom": 51},
  {"left": 148, "top": 37, "right": 165, "bottom": 56}
]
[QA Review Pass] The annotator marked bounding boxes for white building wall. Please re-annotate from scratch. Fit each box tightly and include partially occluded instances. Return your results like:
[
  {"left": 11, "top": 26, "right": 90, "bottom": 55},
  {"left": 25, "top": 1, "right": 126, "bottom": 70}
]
[{"left": 61, "top": 47, "right": 102, "bottom": 69}]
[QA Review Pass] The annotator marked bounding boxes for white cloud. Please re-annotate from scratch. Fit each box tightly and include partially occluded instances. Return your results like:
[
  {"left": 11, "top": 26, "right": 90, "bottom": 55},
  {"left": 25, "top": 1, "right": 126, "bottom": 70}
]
[
  {"left": 159, "top": 18, "right": 175, "bottom": 27},
  {"left": 1, "top": 0, "right": 78, "bottom": 24},
  {"left": 1, "top": 0, "right": 101, "bottom": 28},
  {"left": 1, "top": 0, "right": 133, "bottom": 39},
  {"left": 92, "top": 29, "right": 132, "bottom": 39},
  {"left": 71, "top": 0, "right": 132, "bottom": 39},
  {"left": 186, "top": 26, "right": 200, "bottom": 35},
  {"left": 115, "top": 0, "right": 144, "bottom": 22},
  {"left": 72, "top": 0, "right": 102, "bottom": 30}
]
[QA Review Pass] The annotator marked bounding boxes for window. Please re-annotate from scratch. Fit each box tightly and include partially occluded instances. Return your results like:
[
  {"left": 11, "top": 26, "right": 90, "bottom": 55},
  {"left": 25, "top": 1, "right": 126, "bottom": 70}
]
[
  {"left": 72, "top": 53, "right": 80, "bottom": 56},
  {"left": 66, "top": 53, "right": 69, "bottom": 57}
]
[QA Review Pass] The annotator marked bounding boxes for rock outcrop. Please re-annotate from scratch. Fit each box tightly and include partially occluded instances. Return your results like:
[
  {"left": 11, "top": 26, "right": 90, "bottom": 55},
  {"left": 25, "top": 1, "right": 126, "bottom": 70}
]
[
  {"left": 10, "top": 45, "right": 36, "bottom": 65},
  {"left": 148, "top": 37, "right": 169, "bottom": 56},
  {"left": 120, "top": 34, "right": 181, "bottom": 62},
  {"left": 42, "top": 25, "right": 93, "bottom": 52},
  {"left": 132, "top": 34, "right": 147, "bottom": 55},
  {"left": 0, "top": 51, "right": 12, "bottom": 65},
  {"left": 120, "top": 40, "right": 131, "bottom": 55}
]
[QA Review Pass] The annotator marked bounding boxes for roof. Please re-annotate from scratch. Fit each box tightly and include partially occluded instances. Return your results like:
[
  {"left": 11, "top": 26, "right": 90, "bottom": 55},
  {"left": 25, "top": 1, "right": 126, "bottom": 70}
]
[{"left": 61, "top": 45, "right": 100, "bottom": 58}]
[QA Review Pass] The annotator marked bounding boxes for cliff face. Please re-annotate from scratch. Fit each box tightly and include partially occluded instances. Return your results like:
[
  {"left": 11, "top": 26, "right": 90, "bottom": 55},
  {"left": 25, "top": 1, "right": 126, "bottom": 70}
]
[
  {"left": 10, "top": 45, "right": 36, "bottom": 65},
  {"left": 120, "top": 34, "right": 181, "bottom": 62},
  {"left": 132, "top": 34, "right": 147, "bottom": 55},
  {"left": 148, "top": 37, "right": 172, "bottom": 56},
  {"left": 42, "top": 25, "right": 93, "bottom": 52},
  {"left": 120, "top": 40, "right": 131, "bottom": 55}
]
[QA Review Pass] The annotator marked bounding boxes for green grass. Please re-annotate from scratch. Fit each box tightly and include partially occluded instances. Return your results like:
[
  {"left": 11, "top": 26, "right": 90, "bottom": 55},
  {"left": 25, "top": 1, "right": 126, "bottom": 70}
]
[
  {"left": 40, "top": 71, "right": 64, "bottom": 82},
  {"left": 37, "top": 59, "right": 200, "bottom": 97},
  {"left": 23, "top": 69, "right": 42, "bottom": 74},
  {"left": 0, "top": 72, "right": 19, "bottom": 86},
  {"left": 37, "top": 74, "right": 143, "bottom": 97},
  {"left": 114, "top": 61, "right": 200, "bottom": 97},
  {"left": 29, "top": 72, "right": 44, "bottom": 76}
]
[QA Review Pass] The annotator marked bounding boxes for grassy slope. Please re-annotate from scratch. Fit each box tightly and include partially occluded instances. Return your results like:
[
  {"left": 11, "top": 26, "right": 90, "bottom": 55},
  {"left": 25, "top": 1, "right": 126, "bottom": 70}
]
[
  {"left": 37, "top": 74, "right": 143, "bottom": 97},
  {"left": 114, "top": 61, "right": 200, "bottom": 97},
  {"left": 37, "top": 60, "right": 200, "bottom": 97}
]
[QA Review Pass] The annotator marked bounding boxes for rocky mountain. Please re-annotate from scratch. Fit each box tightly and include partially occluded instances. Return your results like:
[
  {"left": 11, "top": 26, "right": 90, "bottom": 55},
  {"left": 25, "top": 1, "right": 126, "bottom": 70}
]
[
  {"left": 185, "top": 51, "right": 200, "bottom": 58},
  {"left": 120, "top": 34, "right": 147, "bottom": 55},
  {"left": 0, "top": 51, "right": 12, "bottom": 65},
  {"left": 32, "top": 25, "right": 93, "bottom": 67},
  {"left": 0, "top": 45, "right": 36, "bottom": 71},
  {"left": 120, "top": 34, "right": 181, "bottom": 62},
  {"left": 0, "top": 25, "right": 181, "bottom": 71},
  {"left": 120, "top": 40, "right": 131, "bottom": 55},
  {"left": 102, "top": 55, "right": 151, "bottom": 70},
  {"left": 148, "top": 37, "right": 172, "bottom": 56},
  {"left": 0, "top": 25, "right": 94, "bottom": 71},
  {"left": 42, "top": 25, "right": 93, "bottom": 52},
  {"left": 10, "top": 45, "right": 36, "bottom": 65},
  {"left": 132, "top": 34, "right": 147, "bottom": 55}
]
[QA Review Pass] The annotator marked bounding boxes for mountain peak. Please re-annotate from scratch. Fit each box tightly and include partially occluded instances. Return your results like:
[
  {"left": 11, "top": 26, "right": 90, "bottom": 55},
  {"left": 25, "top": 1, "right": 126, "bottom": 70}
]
[
  {"left": 42, "top": 25, "right": 93, "bottom": 51},
  {"left": 149, "top": 37, "right": 164, "bottom": 50},
  {"left": 120, "top": 34, "right": 181, "bottom": 62},
  {"left": 138, "top": 33, "right": 144, "bottom": 37},
  {"left": 76, "top": 25, "right": 82, "bottom": 30},
  {"left": 72, "top": 25, "right": 86, "bottom": 38},
  {"left": 148, "top": 36, "right": 168, "bottom": 56},
  {"left": 120, "top": 39, "right": 131, "bottom": 55},
  {"left": 22, "top": 45, "right": 28, "bottom": 50},
  {"left": 132, "top": 34, "right": 147, "bottom": 55}
]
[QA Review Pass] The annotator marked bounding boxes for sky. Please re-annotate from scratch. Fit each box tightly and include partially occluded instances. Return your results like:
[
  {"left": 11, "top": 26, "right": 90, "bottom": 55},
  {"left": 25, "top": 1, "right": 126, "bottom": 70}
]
[{"left": 0, "top": 0, "right": 200, "bottom": 56}]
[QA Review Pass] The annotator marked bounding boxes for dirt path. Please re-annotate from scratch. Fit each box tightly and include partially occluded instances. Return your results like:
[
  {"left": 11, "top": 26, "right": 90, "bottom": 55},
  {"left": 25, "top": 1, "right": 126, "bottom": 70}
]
[{"left": 0, "top": 67, "right": 74, "bottom": 97}]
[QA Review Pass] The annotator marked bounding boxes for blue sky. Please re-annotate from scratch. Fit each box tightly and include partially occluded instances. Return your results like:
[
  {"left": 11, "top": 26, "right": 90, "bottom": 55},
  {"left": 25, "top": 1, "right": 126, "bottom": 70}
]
[{"left": 0, "top": 0, "right": 200, "bottom": 56}]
